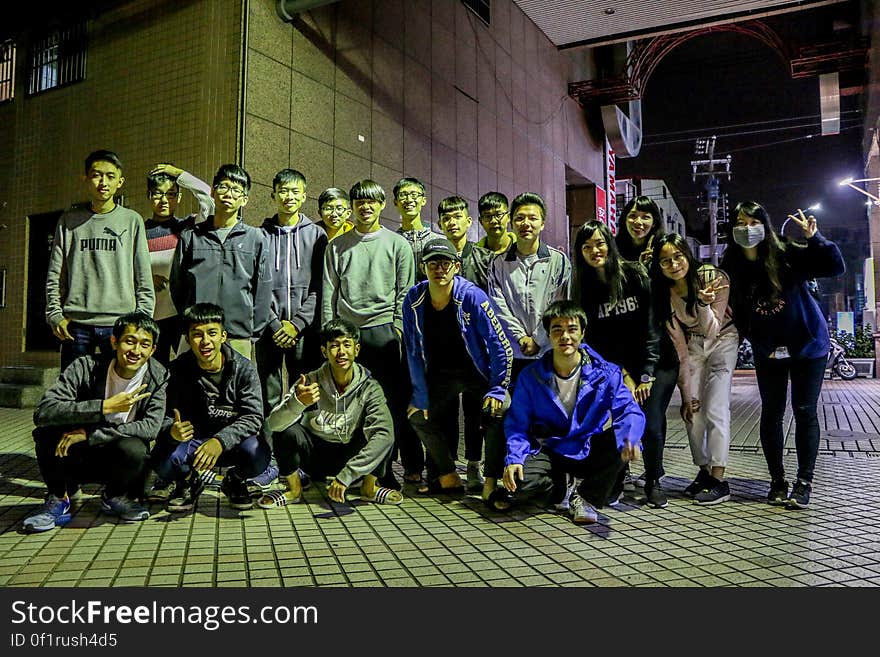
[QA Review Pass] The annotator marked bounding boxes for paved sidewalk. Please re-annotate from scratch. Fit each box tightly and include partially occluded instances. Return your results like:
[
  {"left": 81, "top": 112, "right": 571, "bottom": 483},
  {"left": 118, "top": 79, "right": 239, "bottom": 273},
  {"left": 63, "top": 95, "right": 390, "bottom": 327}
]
[{"left": 0, "top": 376, "right": 878, "bottom": 588}]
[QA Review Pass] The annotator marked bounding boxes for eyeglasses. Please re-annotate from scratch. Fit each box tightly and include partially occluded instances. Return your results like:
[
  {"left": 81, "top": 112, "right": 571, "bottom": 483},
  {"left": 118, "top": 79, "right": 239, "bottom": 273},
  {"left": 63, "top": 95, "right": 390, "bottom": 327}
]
[
  {"left": 215, "top": 183, "right": 247, "bottom": 199},
  {"left": 396, "top": 191, "right": 424, "bottom": 201},
  {"left": 425, "top": 259, "right": 456, "bottom": 271},
  {"left": 321, "top": 205, "right": 350, "bottom": 216},
  {"left": 659, "top": 253, "right": 687, "bottom": 269},
  {"left": 149, "top": 190, "right": 179, "bottom": 200},
  {"left": 481, "top": 211, "right": 508, "bottom": 222}
]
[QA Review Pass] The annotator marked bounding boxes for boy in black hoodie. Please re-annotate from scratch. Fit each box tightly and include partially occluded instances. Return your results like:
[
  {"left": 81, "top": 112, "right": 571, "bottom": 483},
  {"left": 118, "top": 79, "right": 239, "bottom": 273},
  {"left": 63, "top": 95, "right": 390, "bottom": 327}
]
[
  {"left": 152, "top": 304, "right": 270, "bottom": 513},
  {"left": 24, "top": 312, "right": 167, "bottom": 532}
]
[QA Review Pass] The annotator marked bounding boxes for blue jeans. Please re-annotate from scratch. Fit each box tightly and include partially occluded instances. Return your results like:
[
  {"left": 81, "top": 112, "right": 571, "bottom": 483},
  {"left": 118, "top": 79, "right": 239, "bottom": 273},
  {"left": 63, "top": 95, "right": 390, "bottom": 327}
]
[
  {"left": 755, "top": 355, "right": 826, "bottom": 483},
  {"left": 153, "top": 435, "right": 271, "bottom": 482},
  {"left": 61, "top": 323, "right": 114, "bottom": 371}
]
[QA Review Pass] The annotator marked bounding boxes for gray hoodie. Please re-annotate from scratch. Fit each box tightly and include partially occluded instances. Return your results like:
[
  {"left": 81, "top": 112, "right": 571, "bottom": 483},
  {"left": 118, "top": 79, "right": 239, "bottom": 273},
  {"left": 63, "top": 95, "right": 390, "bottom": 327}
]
[{"left": 267, "top": 362, "right": 393, "bottom": 487}]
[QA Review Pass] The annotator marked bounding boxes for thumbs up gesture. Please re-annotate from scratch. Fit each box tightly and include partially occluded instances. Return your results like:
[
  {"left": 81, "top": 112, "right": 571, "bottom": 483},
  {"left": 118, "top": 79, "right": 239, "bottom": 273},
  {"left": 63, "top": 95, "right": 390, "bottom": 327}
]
[
  {"left": 170, "top": 408, "right": 195, "bottom": 442},
  {"left": 294, "top": 374, "right": 320, "bottom": 406}
]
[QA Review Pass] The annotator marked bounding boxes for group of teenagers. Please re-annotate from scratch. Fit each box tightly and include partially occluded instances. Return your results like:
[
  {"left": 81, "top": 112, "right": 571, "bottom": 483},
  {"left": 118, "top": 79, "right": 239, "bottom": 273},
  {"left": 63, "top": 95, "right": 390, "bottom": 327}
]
[{"left": 22, "top": 148, "right": 845, "bottom": 532}]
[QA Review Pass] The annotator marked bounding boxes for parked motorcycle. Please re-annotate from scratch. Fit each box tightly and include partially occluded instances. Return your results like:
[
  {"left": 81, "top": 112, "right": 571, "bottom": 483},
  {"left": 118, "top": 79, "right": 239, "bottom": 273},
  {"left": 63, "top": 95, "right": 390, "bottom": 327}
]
[{"left": 828, "top": 337, "right": 858, "bottom": 380}]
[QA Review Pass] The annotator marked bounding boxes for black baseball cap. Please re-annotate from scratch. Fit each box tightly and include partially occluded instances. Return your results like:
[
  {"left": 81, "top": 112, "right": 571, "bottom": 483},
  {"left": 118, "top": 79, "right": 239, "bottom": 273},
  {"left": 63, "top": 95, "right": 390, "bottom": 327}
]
[{"left": 421, "top": 239, "right": 461, "bottom": 263}]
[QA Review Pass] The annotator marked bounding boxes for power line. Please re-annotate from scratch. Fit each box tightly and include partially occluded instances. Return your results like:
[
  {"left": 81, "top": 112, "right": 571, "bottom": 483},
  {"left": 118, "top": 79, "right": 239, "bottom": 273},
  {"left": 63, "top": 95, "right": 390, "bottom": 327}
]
[
  {"left": 644, "top": 120, "right": 861, "bottom": 147},
  {"left": 645, "top": 110, "right": 863, "bottom": 138}
]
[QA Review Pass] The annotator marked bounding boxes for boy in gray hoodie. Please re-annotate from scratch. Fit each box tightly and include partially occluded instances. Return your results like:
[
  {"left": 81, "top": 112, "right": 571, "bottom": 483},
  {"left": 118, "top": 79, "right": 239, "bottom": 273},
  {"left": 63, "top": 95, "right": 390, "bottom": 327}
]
[{"left": 258, "top": 319, "right": 401, "bottom": 508}]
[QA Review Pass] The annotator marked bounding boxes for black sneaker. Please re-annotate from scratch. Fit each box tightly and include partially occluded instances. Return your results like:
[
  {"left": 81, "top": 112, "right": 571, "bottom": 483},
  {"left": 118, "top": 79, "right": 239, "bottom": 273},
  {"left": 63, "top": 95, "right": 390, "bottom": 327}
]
[
  {"left": 694, "top": 478, "right": 730, "bottom": 505},
  {"left": 767, "top": 479, "right": 789, "bottom": 506},
  {"left": 786, "top": 479, "right": 811, "bottom": 509},
  {"left": 643, "top": 480, "right": 668, "bottom": 509},
  {"left": 683, "top": 469, "right": 712, "bottom": 498},
  {"left": 221, "top": 472, "right": 253, "bottom": 510},
  {"left": 166, "top": 481, "right": 196, "bottom": 514}
]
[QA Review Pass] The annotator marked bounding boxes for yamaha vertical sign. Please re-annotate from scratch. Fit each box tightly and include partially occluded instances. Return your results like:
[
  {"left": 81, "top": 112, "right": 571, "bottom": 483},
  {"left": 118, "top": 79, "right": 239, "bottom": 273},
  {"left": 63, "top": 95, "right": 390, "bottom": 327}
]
[{"left": 605, "top": 139, "right": 617, "bottom": 235}]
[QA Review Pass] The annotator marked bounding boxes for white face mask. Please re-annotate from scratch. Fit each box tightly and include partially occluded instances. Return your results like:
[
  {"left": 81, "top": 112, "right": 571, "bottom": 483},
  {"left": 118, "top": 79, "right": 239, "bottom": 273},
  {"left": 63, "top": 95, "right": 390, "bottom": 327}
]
[{"left": 732, "top": 224, "right": 765, "bottom": 248}]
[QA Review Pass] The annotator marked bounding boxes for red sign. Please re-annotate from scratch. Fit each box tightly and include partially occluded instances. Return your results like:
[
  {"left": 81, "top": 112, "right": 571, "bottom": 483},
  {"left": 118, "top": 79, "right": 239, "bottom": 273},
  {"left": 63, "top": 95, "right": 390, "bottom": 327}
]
[
  {"left": 606, "top": 139, "right": 617, "bottom": 235},
  {"left": 595, "top": 186, "right": 606, "bottom": 223}
]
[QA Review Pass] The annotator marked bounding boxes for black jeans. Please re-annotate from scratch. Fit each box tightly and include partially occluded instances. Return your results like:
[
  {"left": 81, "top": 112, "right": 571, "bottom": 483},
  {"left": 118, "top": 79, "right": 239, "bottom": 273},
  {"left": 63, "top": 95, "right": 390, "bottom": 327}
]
[
  {"left": 409, "top": 370, "right": 505, "bottom": 480},
  {"left": 358, "top": 323, "right": 424, "bottom": 477},
  {"left": 755, "top": 355, "right": 826, "bottom": 483},
  {"left": 60, "top": 323, "right": 114, "bottom": 372},
  {"left": 254, "top": 329, "right": 316, "bottom": 417},
  {"left": 34, "top": 430, "right": 149, "bottom": 499},
  {"left": 153, "top": 316, "right": 183, "bottom": 367},
  {"left": 516, "top": 429, "right": 624, "bottom": 508},
  {"left": 641, "top": 364, "right": 679, "bottom": 482},
  {"left": 272, "top": 423, "right": 387, "bottom": 481}
]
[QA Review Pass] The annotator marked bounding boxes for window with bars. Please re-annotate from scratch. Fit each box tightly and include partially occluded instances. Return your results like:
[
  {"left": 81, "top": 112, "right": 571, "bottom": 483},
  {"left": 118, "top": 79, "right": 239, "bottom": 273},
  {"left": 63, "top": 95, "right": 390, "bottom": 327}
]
[
  {"left": 0, "top": 40, "right": 14, "bottom": 102},
  {"left": 462, "top": 0, "right": 490, "bottom": 26},
  {"left": 27, "top": 22, "right": 87, "bottom": 95}
]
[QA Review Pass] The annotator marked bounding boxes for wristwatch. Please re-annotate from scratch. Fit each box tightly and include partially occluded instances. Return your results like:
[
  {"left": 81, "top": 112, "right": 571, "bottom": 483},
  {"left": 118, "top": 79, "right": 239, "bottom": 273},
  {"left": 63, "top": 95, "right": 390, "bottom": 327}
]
[{"left": 640, "top": 374, "right": 656, "bottom": 384}]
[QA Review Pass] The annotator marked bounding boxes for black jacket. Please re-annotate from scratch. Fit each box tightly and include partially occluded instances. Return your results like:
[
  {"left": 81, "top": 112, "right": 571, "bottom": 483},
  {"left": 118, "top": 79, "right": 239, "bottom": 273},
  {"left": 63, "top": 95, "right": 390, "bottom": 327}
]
[
  {"left": 160, "top": 344, "right": 264, "bottom": 451},
  {"left": 33, "top": 356, "right": 169, "bottom": 446}
]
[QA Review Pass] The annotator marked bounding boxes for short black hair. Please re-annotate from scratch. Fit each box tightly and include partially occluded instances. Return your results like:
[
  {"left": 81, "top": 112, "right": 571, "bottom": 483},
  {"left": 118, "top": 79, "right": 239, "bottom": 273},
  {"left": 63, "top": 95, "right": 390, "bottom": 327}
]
[
  {"left": 542, "top": 300, "right": 588, "bottom": 333},
  {"left": 273, "top": 168, "right": 306, "bottom": 190},
  {"left": 318, "top": 187, "right": 349, "bottom": 208},
  {"left": 183, "top": 303, "right": 225, "bottom": 329},
  {"left": 510, "top": 192, "right": 546, "bottom": 221},
  {"left": 85, "top": 149, "right": 123, "bottom": 174},
  {"left": 438, "top": 195, "right": 468, "bottom": 216},
  {"left": 112, "top": 312, "right": 160, "bottom": 343},
  {"left": 349, "top": 179, "right": 385, "bottom": 203},
  {"left": 146, "top": 168, "right": 179, "bottom": 194},
  {"left": 478, "top": 191, "right": 509, "bottom": 215},
  {"left": 212, "top": 164, "right": 251, "bottom": 194},
  {"left": 393, "top": 177, "right": 426, "bottom": 199},
  {"left": 320, "top": 319, "right": 360, "bottom": 345}
]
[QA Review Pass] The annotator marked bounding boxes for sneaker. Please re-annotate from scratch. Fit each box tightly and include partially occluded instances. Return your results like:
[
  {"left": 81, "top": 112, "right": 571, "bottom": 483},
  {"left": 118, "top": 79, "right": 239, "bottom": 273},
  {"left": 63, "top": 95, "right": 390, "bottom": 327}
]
[
  {"left": 466, "top": 461, "right": 484, "bottom": 492},
  {"left": 786, "top": 479, "right": 811, "bottom": 509},
  {"left": 146, "top": 477, "right": 175, "bottom": 503},
  {"left": 221, "top": 472, "right": 254, "bottom": 510},
  {"left": 643, "top": 480, "right": 668, "bottom": 509},
  {"left": 622, "top": 468, "right": 636, "bottom": 494},
  {"left": 101, "top": 495, "right": 150, "bottom": 521},
  {"left": 767, "top": 479, "right": 789, "bottom": 506},
  {"left": 22, "top": 495, "right": 71, "bottom": 533},
  {"left": 683, "top": 469, "right": 713, "bottom": 498},
  {"left": 694, "top": 478, "right": 730, "bottom": 505},
  {"left": 166, "top": 471, "right": 208, "bottom": 514},
  {"left": 606, "top": 489, "right": 623, "bottom": 507},
  {"left": 245, "top": 463, "right": 279, "bottom": 496},
  {"left": 569, "top": 493, "right": 598, "bottom": 524},
  {"left": 553, "top": 475, "right": 576, "bottom": 512}
]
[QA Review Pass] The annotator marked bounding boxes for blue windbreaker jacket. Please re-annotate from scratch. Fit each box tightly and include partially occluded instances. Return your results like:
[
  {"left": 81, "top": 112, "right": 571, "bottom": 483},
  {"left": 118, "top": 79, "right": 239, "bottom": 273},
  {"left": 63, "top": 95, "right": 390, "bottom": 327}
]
[{"left": 504, "top": 344, "right": 646, "bottom": 466}]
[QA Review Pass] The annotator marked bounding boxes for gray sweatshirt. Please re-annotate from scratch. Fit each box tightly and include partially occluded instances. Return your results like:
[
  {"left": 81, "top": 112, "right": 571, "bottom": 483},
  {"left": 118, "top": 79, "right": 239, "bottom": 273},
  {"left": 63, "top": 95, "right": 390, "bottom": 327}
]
[
  {"left": 267, "top": 362, "right": 394, "bottom": 487},
  {"left": 322, "top": 226, "right": 414, "bottom": 331},
  {"left": 46, "top": 204, "right": 155, "bottom": 328}
]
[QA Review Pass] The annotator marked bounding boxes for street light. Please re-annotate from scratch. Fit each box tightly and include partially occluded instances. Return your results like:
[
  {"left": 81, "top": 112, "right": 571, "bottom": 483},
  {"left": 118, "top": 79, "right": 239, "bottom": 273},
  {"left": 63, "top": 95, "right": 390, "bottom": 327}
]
[{"left": 838, "top": 177, "right": 880, "bottom": 205}]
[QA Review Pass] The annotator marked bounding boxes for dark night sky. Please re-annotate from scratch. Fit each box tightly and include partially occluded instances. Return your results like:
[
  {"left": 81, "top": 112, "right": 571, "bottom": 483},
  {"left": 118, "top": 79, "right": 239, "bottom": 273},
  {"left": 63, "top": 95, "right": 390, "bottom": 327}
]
[{"left": 616, "top": 0, "right": 870, "bottom": 284}]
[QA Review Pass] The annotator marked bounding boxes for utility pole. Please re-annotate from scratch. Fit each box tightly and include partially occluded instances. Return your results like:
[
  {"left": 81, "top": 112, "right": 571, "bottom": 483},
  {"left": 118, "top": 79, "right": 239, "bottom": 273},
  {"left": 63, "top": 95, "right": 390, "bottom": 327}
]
[{"left": 691, "top": 136, "right": 732, "bottom": 265}]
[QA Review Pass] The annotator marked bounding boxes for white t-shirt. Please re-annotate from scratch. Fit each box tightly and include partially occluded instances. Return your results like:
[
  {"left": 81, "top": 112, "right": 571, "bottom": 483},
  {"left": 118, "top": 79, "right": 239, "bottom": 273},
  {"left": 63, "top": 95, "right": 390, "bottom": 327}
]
[
  {"left": 104, "top": 361, "right": 148, "bottom": 424},
  {"left": 554, "top": 367, "right": 580, "bottom": 418}
]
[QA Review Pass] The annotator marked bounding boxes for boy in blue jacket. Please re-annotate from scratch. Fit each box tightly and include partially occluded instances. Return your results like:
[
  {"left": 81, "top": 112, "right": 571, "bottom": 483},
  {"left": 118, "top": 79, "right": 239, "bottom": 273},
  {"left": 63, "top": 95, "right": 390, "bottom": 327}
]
[
  {"left": 503, "top": 300, "right": 645, "bottom": 524},
  {"left": 403, "top": 239, "right": 513, "bottom": 509}
]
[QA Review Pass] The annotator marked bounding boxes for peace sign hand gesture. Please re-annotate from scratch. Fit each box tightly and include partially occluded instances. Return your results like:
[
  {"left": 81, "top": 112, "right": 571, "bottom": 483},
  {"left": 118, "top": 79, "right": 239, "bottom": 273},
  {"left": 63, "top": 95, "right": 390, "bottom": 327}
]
[
  {"left": 787, "top": 209, "right": 818, "bottom": 239},
  {"left": 697, "top": 277, "right": 729, "bottom": 305}
]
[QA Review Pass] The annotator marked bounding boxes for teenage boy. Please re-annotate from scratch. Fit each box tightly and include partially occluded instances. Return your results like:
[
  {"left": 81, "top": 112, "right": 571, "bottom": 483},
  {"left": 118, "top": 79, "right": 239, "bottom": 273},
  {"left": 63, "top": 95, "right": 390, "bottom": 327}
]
[
  {"left": 322, "top": 179, "right": 421, "bottom": 487},
  {"left": 503, "top": 301, "right": 645, "bottom": 524},
  {"left": 152, "top": 304, "right": 270, "bottom": 512},
  {"left": 170, "top": 164, "right": 272, "bottom": 360},
  {"left": 144, "top": 163, "right": 214, "bottom": 365},
  {"left": 476, "top": 191, "right": 517, "bottom": 255},
  {"left": 403, "top": 240, "right": 513, "bottom": 508},
  {"left": 392, "top": 177, "right": 445, "bottom": 279},
  {"left": 316, "top": 187, "right": 354, "bottom": 241},
  {"left": 46, "top": 150, "right": 155, "bottom": 371},
  {"left": 437, "top": 196, "right": 493, "bottom": 290},
  {"left": 487, "top": 192, "right": 571, "bottom": 383},
  {"left": 258, "top": 319, "right": 402, "bottom": 508},
  {"left": 256, "top": 168, "right": 327, "bottom": 415},
  {"left": 23, "top": 312, "right": 167, "bottom": 532}
]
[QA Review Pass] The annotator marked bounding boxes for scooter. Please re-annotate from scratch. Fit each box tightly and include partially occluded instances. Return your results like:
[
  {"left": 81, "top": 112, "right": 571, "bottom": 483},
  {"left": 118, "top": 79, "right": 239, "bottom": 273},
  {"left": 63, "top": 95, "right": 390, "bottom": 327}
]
[{"left": 827, "top": 338, "right": 858, "bottom": 380}]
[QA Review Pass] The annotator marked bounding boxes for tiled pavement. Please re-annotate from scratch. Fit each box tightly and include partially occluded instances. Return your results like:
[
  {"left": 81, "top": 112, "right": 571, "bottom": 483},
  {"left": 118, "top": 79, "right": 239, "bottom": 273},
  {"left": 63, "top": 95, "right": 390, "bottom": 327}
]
[{"left": 1, "top": 374, "right": 878, "bottom": 588}]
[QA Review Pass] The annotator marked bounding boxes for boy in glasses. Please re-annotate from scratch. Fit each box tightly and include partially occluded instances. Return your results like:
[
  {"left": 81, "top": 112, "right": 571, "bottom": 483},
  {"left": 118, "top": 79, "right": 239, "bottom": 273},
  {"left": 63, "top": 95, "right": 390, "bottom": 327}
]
[
  {"left": 392, "top": 177, "right": 445, "bottom": 280},
  {"left": 144, "top": 163, "right": 214, "bottom": 365},
  {"left": 170, "top": 164, "right": 272, "bottom": 360},
  {"left": 476, "top": 191, "right": 517, "bottom": 255},
  {"left": 46, "top": 150, "right": 155, "bottom": 371},
  {"left": 316, "top": 187, "right": 354, "bottom": 241}
]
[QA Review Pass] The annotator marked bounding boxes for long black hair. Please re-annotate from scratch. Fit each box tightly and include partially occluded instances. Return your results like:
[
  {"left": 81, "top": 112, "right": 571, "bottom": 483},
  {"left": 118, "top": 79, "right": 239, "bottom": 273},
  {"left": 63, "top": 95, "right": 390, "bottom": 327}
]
[
  {"left": 615, "top": 195, "right": 665, "bottom": 262},
  {"left": 720, "top": 200, "right": 790, "bottom": 301},
  {"left": 574, "top": 221, "right": 646, "bottom": 310},
  {"left": 648, "top": 233, "right": 701, "bottom": 326}
]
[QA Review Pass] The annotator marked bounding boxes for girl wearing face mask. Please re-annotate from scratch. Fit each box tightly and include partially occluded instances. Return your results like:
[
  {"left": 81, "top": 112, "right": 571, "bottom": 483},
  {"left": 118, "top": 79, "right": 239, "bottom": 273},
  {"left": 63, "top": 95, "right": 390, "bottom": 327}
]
[
  {"left": 574, "top": 221, "right": 674, "bottom": 509},
  {"left": 720, "top": 201, "right": 844, "bottom": 510},
  {"left": 616, "top": 196, "right": 665, "bottom": 267},
  {"left": 650, "top": 235, "right": 738, "bottom": 504}
]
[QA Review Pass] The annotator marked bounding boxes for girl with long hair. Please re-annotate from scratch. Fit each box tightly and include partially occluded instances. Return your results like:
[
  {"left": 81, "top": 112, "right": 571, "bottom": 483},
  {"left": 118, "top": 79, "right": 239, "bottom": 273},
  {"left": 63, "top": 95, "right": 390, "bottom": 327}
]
[
  {"left": 573, "top": 221, "right": 673, "bottom": 508},
  {"left": 650, "top": 234, "right": 738, "bottom": 504},
  {"left": 720, "top": 201, "right": 844, "bottom": 508},
  {"left": 616, "top": 195, "right": 665, "bottom": 267}
]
